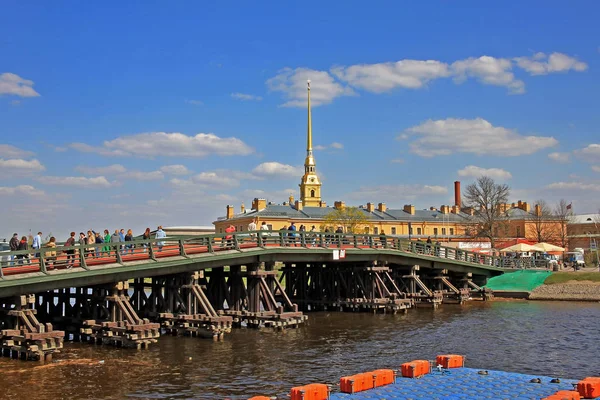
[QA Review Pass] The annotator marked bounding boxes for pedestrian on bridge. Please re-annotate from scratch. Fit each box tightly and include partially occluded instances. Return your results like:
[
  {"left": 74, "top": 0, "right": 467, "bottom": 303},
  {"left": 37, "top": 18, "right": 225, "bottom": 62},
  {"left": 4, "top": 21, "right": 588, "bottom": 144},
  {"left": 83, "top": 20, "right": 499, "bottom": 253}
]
[
  {"left": 64, "top": 232, "right": 76, "bottom": 269},
  {"left": 32, "top": 231, "right": 42, "bottom": 258},
  {"left": 155, "top": 226, "right": 167, "bottom": 251},
  {"left": 248, "top": 218, "right": 257, "bottom": 243},
  {"left": 142, "top": 228, "right": 151, "bottom": 252},
  {"left": 103, "top": 230, "right": 111, "bottom": 256},
  {"left": 17, "top": 236, "right": 28, "bottom": 265},
  {"left": 86, "top": 231, "right": 95, "bottom": 258},
  {"left": 125, "top": 229, "right": 134, "bottom": 254},
  {"left": 44, "top": 237, "right": 57, "bottom": 268},
  {"left": 95, "top": 232, "right": 103, "bottom": 258},
  {"left": 9, "top": 233, "right": 19, "bottom": 266},
  {"left": 111, "top": 230, "right": 122, "bottom": 256}
]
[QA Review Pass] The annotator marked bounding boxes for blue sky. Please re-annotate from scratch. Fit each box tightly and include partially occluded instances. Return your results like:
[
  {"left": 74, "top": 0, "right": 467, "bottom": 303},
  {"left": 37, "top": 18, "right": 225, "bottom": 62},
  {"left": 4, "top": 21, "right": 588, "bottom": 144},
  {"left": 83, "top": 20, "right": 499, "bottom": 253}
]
[{"left": 1, "top": 1, "right": 600, "bottom": 239}]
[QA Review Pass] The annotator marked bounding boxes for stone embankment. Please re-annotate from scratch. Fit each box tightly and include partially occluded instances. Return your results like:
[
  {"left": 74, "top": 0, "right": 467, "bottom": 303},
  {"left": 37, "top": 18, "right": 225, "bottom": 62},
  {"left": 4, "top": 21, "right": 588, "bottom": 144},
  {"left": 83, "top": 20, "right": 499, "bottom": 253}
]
[{"left": 529, "top": 281, "right": 600, "bottom": 301}]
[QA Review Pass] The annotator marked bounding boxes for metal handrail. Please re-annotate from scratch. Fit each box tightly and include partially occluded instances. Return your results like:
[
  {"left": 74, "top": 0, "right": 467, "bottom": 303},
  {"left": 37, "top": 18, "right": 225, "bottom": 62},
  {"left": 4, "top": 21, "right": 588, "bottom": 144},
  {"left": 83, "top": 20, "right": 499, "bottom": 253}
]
[{"left": 0, "top": 231, "right": 512, "bottom": 279}]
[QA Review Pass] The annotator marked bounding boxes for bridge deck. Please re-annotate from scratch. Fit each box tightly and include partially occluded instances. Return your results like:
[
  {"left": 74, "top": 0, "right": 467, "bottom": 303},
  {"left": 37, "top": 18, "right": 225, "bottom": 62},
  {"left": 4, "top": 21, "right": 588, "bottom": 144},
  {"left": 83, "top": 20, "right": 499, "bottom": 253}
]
[{"left": 0, "top": 232, "right": 504, "bottom": 297}]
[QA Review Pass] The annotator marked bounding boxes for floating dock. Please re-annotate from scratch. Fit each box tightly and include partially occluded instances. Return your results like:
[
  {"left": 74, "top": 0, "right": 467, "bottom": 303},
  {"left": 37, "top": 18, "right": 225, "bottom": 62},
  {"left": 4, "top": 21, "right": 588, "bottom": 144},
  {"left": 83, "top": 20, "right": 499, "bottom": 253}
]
[
  {"left": 247, "top": 355, "right": 599, "bottom": 400},
  {"left": 329, "top": 368, "right": 580, "bottom": 400}
]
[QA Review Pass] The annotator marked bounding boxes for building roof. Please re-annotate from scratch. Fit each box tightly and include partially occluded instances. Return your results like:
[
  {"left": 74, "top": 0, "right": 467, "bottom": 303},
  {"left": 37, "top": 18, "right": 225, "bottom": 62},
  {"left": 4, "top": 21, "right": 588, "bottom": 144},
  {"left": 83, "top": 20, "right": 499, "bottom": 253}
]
[
  {"left": 215, "top": 204, "right": 472, "bottom": 223},
  {"left": 569, "top": 213, "right": 600, "bottom": 224}
]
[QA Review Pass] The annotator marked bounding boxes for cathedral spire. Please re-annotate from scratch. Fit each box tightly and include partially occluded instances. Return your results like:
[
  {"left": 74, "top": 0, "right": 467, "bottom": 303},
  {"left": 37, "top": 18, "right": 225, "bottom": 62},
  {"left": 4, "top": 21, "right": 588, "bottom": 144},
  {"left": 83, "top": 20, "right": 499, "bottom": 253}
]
[
  {"left": 299, "top": 79, "right": 322, "bottom": 207},
  {"left": 307, "top": 80, "right": 312, "bottom": 157}
]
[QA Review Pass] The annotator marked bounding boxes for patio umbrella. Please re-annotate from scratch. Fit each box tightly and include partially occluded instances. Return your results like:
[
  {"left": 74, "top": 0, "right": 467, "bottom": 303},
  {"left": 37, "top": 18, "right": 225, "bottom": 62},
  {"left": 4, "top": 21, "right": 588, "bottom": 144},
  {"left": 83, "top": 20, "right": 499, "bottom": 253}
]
[
  {"left": 499, "top": 243, "right": 538, "bottom": 252},
  {"left": 531, "top": 242, "right": 565, "bottom": 252}
]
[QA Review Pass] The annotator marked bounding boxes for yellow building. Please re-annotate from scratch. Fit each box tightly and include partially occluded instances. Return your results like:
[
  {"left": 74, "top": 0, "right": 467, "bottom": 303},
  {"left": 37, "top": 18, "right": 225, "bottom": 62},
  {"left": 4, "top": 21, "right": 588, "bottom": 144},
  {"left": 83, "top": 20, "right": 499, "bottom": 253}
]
[{"left": 213, "top": 81, "right": 470, "bottom": 241}]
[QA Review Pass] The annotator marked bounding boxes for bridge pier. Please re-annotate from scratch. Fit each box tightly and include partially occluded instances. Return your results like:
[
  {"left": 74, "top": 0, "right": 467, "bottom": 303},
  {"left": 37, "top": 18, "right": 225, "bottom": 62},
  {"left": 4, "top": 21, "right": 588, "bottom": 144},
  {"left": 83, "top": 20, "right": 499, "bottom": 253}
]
[
  {"left": 211, "top": 264, "right": 307, "bottom": 329},
  {"left": 462, "top": 273, "right": 494, "bottom": 301},
  {"left": 79, "top": 282, "right": 160, "bottom": 349},
  {"left": 0, "top": 295, "right": 64, "bottom": 361},
  {"left": 131, "top": 273, "right": 233, "bottom": 340},
  {"left": 396, "top": 265, "right": 443, "bottom": 308},
  {"left": 432, "top": 270, "right": 471, "bottom": 304}
]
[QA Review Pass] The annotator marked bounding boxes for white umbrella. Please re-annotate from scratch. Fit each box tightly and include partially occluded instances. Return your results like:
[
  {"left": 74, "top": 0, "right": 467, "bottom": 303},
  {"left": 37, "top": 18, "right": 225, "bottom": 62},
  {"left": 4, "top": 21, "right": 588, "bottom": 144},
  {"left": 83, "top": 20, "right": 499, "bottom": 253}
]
[
  {"left": 531, "top": 242, "right": 565, "bottom": 252},
  {"left": 500, "top": 243, "right": 537, "bottom": 252}
]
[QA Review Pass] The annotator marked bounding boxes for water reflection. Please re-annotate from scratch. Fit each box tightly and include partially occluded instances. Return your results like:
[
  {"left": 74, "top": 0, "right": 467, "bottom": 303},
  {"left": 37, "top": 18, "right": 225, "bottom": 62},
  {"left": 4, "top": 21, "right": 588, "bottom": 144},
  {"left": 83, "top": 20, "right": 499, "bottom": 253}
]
[{"left": 0, "top": 301, "right": 598, "bottom": 399}]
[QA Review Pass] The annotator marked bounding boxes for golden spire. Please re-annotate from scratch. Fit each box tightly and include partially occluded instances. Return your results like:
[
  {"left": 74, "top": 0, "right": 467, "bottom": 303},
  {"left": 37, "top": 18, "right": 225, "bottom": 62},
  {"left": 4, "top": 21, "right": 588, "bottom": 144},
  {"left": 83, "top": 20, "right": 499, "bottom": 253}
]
[{"left": 307, "top": 80, "right": 312, "bottom": 156}]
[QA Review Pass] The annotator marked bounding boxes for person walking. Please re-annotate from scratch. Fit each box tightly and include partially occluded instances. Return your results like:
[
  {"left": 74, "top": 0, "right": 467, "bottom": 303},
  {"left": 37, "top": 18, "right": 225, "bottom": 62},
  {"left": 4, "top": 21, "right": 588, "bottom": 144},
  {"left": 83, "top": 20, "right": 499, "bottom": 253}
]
[
  {"left": 95, "top": 232, "right": 104, "bottom": 258},
  {"left": 224, "top": 224, "right": 235, "bottom": 248},
  {"left": 87, "top": 231, "right": 95, "bottom": 258},
  {"left": 17, "top": 236, "right": 28, "bottom": 265},
  {"left": 260, "top": 221, "right": 269, "bottom": 244},
  {"left": 380, "top": 230, "right": 387, "bottom": 248},
  {"left": 299, "top": 224, "right": 306, "bottom": 246},
  {"left": 426, "top": 236, "right": 432, "bottom": 255},
  {"left": 32, "top": 231, "right": 42, "bottom": 258},
  {"left": 9, "top": 233, "right": 19, "bottom": 266},
  {"left": 309, "top": 225, "right": 317, "bottom": 246},
  {"left": 119, "top": 229, "right": 126, "bottom": 254},
  {"left": 248, "top": 218, "right": 257, "bottom": 243},
  {"left": 288, "top": 222, "right": 297, "bottom": 247},
  {"left": 142, "top": 228, "right": 151, "bottom": 252},
  {"left": 103, "top": 229, "right": 111, "bottom": 256},
  {"left": 64, "top": 232, "right": 76, "bottom": 268},
  {"left": 125, "top": 229, "right": 133, "bottom": 255},
  {"left": 155, "top": 226, "right": 167, "bottom": 252},
  {"left": 44, "top": 237, "right": 57, "bottom": 269},
  {"left": 110, "top": 230, "right": 122, "bottom": 255}
]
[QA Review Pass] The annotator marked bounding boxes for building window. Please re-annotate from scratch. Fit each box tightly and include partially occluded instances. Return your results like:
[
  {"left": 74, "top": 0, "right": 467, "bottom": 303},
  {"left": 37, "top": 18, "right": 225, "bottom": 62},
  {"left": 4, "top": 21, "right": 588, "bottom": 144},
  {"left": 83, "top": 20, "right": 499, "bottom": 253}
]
[
  {"left": 434, "top": 228, "right": 438, "bottom": 236},
  {"left": 219, "top": 228, "right": 223, "bottom": 233},
  {"left": 409, "top": 226, "right": 413, "bottom": 235},
  {"left": 267, "top": 224, "right": 273, "bottom": 230},
  {"left": 450, "top": 228, "right": 454, "bottom": 236},
  {"left": 364, "top": 227, "right": 370, "bottom": 234},
  {"left": 442, "top": 228, "right": 446, "bottom": 235},
  {"left": 311, "top": 189, "right": 315, "bottom": 197},
  {"left": 516, "top": 226, "right": 521, "bottom": 237},
  {"left": 391, "top": 227, "right": 396, "bottom": 235},
  {"left": 374, "top": 227, "right": 379, "bottom": 235},
  {"left": 239, "top": 226, "right": 243, "bottom": 232},
  {"left": 417, "top": 228, "right": 422, "bottom": 235}
]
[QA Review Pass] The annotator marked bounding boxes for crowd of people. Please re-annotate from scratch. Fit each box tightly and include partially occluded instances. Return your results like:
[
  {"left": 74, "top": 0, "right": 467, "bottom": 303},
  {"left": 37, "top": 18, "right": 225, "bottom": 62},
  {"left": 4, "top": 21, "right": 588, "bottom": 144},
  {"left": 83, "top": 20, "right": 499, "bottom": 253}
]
[{"left": 7, "top": 226, "right": 168, "bottom": 267}]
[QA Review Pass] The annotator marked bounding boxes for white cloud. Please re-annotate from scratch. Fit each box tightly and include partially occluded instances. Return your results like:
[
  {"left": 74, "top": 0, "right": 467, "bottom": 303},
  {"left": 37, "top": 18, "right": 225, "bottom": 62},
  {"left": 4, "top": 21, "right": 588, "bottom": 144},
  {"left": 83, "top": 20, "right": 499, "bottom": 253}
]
[
  {"left": 0, "top": 158, "right": 45, "bottom": 173},
  {"left": 0, "top": 144, "right": 33, "bottom": 158},
  {"left": 314, "top": 142, "right": 344, "bottom": 151},
  {"left": 457, "top": 165, "right": 512, "bottom": 180},
  {"left": 193, "top": 172, "right": 240, "bottom": 188},
  {"left": 252, "top": 162, "right": 304, "bottom": 178},
  {"left": 231, "top": 92, "right": 263, "bottom": 101},
  {"left": 592, "top": 166, "right": 600, "bottom": 173},
  {"left": 515, "top": 52, "right": 588, "bottom": 75},
  {"left": 160, "top": 164, "right": 191, "bottom": 175},
  {"left": 349, "top": 184, "right": 448, "bottom": 200},
  {"left": 547, "top": 182, "right": 600, "bottom": 192},
  {"left": 75, "top": 164, "right": 127, "bottom": 175},
  {"left": 38, "top": 176, "right": 114, "bottom": 188},
  {"left": 266, "top": 67, "right": 355, "bottom": 107},
  {"left": 451, "top": 56, "right": 525, "bottom": 94},
  {"left": 404, "top": 118, "right": 558, "bottom": 157},
  {"left": 0, "top": 185, "right": 45, "bottom": 197},
  {"left": 0, "top": 73, "right": 40, "bottom": 97},
  {"left": 71, "top": 132, "right": 253, "bottom": 158},
  {"left": 331, "top": 60, "right": 450, "bottom": 93},
  {"left": 548, "top": 152, "right": 570, "bottom": 163},
  {"left": 121, "top": 170, "right": 164, "bottom": 181},
  {"left": 577, "top": 144, "right": 600, "bottom": 163}
]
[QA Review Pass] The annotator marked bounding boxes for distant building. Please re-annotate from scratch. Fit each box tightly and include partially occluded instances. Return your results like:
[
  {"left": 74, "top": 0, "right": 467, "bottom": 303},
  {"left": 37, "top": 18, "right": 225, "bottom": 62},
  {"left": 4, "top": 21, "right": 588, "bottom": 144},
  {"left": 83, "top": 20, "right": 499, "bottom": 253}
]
[
  {"left": 212, "top": 82, "right": 568, "bottom": 248},
  {"left": 213, "top": 81, "right": 470, "bottom": 240},
  {"left": 567, "top": 213, "right": 600, "bottom": 251}
]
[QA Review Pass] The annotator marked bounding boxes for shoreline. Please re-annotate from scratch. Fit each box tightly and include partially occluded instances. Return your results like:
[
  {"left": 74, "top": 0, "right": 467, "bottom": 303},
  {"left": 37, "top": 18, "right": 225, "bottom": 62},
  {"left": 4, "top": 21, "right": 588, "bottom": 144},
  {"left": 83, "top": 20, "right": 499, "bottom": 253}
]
[{"left": 495, "top": 280, "right": 600, "bottom": 302}]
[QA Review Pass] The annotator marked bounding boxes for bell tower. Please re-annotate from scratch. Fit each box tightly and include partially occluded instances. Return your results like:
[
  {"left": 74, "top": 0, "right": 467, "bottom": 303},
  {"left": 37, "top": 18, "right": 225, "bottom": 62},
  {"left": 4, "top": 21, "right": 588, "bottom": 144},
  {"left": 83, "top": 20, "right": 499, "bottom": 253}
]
[{"left": 299, "top": 80, "right": 322, "bottom": 207}]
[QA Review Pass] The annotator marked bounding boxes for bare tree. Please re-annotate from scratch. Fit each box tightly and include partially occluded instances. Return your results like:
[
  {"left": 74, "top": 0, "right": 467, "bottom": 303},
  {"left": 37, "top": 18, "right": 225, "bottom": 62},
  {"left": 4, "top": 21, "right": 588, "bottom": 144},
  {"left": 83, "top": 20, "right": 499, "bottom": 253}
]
[
  {"left": 553, "top": 199, "right": 573, "bottom": 248},
  {"left": 463, "top": 176, "right": 510, "bottom": 248},
  {"left": 529, "top": 199, "right": 556, "bottom": 243},
  {"left": 323, "top": 207, "right": 371, "bottom": 233}
]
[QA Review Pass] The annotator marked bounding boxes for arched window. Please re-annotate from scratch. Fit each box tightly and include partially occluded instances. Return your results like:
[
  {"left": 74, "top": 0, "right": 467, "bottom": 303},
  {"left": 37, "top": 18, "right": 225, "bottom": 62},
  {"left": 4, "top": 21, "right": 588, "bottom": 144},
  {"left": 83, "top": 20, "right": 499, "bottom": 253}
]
[{"left": 311, "top": 189, "right": 315, "bottom": 197}]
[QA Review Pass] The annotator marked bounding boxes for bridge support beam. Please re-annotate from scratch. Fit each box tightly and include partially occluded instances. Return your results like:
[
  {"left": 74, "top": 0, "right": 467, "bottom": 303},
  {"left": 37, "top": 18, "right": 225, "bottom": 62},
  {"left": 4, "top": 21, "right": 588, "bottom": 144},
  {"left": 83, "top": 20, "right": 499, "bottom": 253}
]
[
  {"left": 80, "top": 282, "right": 160, "bottom": 349},
  {"left": 0, "top": 295, "right": 64, "bottom": 361},
  {"left": 432, "top": 270, "right": 471, "bottom": 304},
  {"left": 153, "top": 272, "right": 233, "bottom": 340},
  {"left": 397, "top": 265, "right": 443, "bottom": 308},
  {"left": 214, "top": 263, "right": 307, "bottom": 329},
  {"left": 462, "top": 273, "right": 494, "bottom": 301}
]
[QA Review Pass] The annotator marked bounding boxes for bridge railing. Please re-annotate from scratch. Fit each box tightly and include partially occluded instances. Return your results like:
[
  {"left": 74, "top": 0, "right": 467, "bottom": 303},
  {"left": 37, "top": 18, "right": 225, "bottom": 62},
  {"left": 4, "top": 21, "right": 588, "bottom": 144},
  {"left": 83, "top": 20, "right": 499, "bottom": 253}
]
[{"left": 0, "top": 231, "right": 505, "bottom": 278}]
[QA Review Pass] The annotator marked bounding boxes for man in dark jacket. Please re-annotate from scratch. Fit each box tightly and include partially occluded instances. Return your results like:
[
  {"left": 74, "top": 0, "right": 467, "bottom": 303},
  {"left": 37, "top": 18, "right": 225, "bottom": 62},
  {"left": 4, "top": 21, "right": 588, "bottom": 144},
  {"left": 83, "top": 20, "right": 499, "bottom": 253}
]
[{"left": 9, "top": 233, "right": 19, "bottom": 265}]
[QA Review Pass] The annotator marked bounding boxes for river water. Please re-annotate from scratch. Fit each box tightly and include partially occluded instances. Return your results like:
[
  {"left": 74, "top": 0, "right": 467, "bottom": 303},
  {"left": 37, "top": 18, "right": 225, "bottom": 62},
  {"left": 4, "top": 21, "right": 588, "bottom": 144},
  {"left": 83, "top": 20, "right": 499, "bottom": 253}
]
[{"left": 1, "top": 300, "right": 599, "bottom": 399}]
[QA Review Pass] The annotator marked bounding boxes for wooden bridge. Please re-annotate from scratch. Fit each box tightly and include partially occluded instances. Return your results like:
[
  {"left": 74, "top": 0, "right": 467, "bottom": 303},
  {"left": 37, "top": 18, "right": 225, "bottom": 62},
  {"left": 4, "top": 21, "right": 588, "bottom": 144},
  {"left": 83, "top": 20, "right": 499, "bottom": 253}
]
[{"left": 0, "top": 231, "right": 500, "bottom": 361}]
